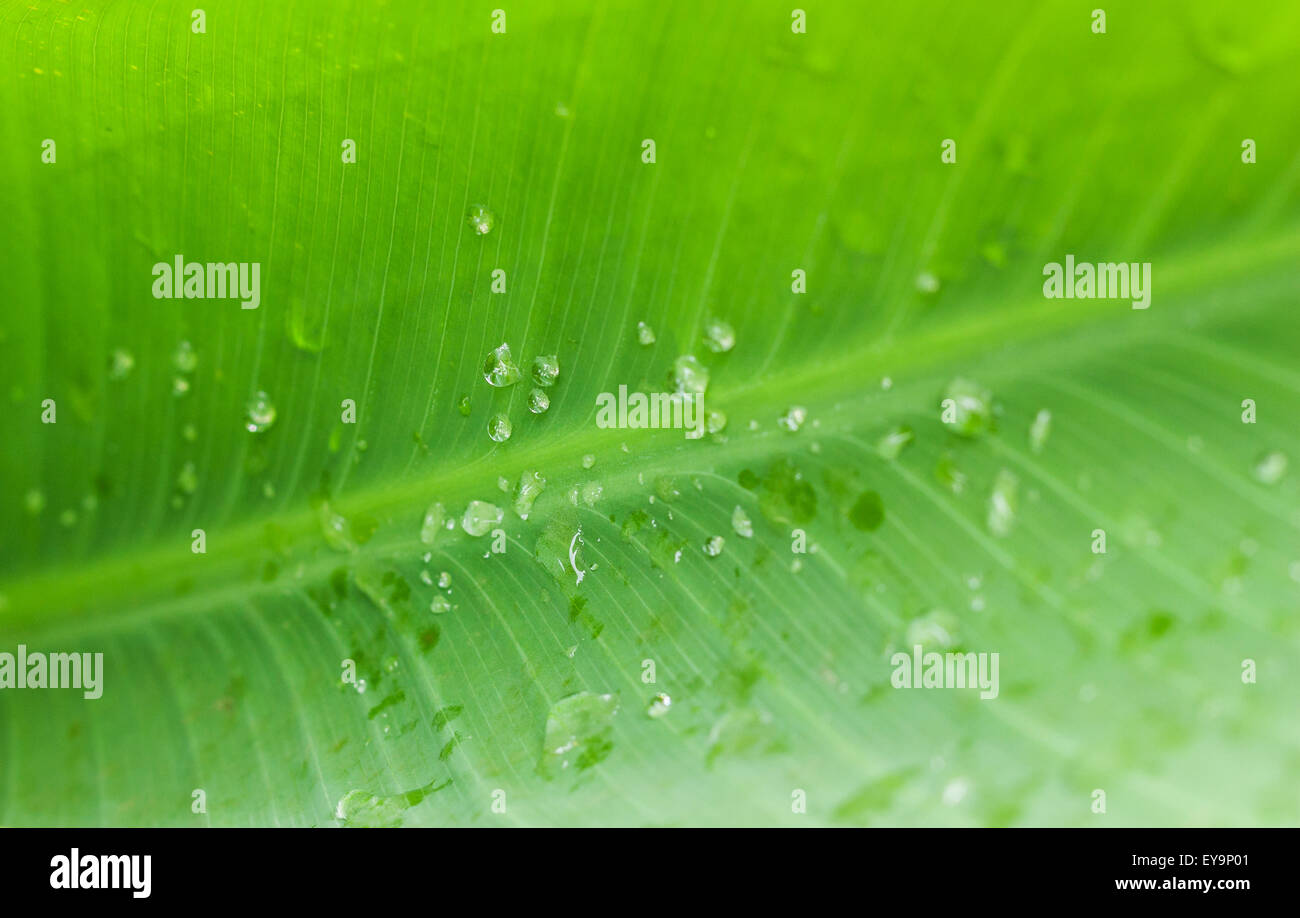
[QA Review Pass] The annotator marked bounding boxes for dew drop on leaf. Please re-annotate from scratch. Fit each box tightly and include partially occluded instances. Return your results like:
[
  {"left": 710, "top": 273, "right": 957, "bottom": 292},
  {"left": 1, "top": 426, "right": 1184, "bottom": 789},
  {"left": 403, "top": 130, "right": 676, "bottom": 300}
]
[
  {"left": 461, "top": 500, "right": 503, "bottom": 537},
  {"left": 467, "top": 203, "right": 495, "bottom": 235},
  {"left": 527, "top": 388, "right": 550, "bottom": 414},
  {"left": 245, "top": 390, "right": 277, "bottom": 432},
  {"left": 531, "top": 353, "right": 559, "bottom": 387},
  {"left": 1254, "top": 450, "right": 1287, "bottom": 485},
  {"left": 703, "top": 317, "right": 735, "bottom": 353},
  {"left": 482, "top": 343, "right": 522, "bottom": 387},
  {"left": 487, "top": 413, "right": 512, "bottom": 442},
  {"left": 647, "top": 693, "right": 673, "bottom": 718},
  {"left": 986, "top": 468, "right": 1019, "bottom": 537}
]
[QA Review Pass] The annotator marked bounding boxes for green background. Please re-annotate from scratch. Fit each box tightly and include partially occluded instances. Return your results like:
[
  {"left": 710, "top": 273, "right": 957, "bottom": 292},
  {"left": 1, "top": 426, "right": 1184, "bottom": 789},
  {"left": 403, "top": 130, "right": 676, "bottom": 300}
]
[{"left": 1, "top": 0, "right": 1298, "bottom": 826}]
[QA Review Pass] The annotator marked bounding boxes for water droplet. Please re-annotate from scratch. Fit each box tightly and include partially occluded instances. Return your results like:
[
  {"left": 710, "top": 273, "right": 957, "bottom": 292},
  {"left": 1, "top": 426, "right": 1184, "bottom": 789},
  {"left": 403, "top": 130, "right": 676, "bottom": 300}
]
[
  {"left": 527, "top": 388, "right": 550, "bottom": 414},
  {"left": 420, "top": 501, "right": 446, "bottom": 546},
  {"left": 419, "top": 569, "right": 434, "bottom": 586},
  {"left": 487, "top": 413, "right": 512, "bottom": 442},
  {"left": 942, "top": 777, "right": 970, "bottom": 806},
  {"left": 245, "top": 390, "right": 277, "bottom": 432},
  {"left": 319, "top": 502, "right": 357, "bottom": 551},
  {"left": 707, "top": 410, "right": 727, "bottom": 434},
  {"left": 172, "top": 377, "right": 190, "bottom": 397},
  {"left": 672, "top": 355, "right": 709, "bottom": 395},
  {"left": 437, "top": 571, "right": 451, "bottom": 589},
  {"left": 287, "top": 298, "right": 326, "bottom": 352},
  {"left": 906, "top": 610, "right": 959, "bottom": 649},
  {"left": 881, "top": 376, "right": 893, "bottom": 390},
  {"left": 636, "top": 321, "right": 656, "bottom": 345},
  {"left": 108, "top": 347, "right": 134, "bottom": 380},
  {"left": 703, "top": 535, "right": 725, "bottom": 557},
  {"left": 581, "top": 453, "right": 596, "bottom": 469},
  {"left": 24, "top": 489, "right": 45, "bottom": 515},
  {"left": 467, "top": 203, "right": 495, "bottom": 235},
  {"left": 1029, "top": 409, "right": 1052, "bottom": 454},
  {"left": 935, "top": 453, "right": 967, "bottom": 493},
  {"left": 458, "top": 395, "right": 472, "bottom": 416},
  {"left": 915, "top": 271, "right": 940, "bottom": 294},
  {"left": 778, "top": 405, "right": 808, "bottom": 432},
  {"left": 531, "top": 353, "right": 560, "bottom": 387},
  {"left": 731, "top": 506, "right": 753, "bottom": 538},
  {"left": 182, "top": 423, "right": 198, "bottom": 442},
  {"left": 942, "top": 378, "right": 993, "bottom": 437},
  {"left": 1254, "top": 450, "right": 1288, "bottom": 485},
  {"left": 647, "top": 693, "right": 673, "bottom": 718},
  {"left": 986, "top": 468, "right": 1019, "bottom": 537},
  {"left": 176, "top": 461, "right": 198, "bottom": 494},
  {"left": 513, "top": 470, "right": 546, "bottom": 520},
  {"left": 173, "top": 340, "right": 198, "bottom": 373},
  {"left": 876, "top": 425, "right": 913, "bottom": 459},
  {"left": 59, "top": 508, "right": 77, "bottom": 527},
  {"left": 429, "top": 594, "right": 451, "bottom": 614},
  {"left": 540, "top": 691, "right": 619, "bottom": 775},
  {"left": 703, "top": 317, "right": 735, "bottom": 353},
  {"left": 580, "top": 481, "right": 603, "bottom": 506},
  {"left": 461, "top": 500, "right": 504, "bottom": 537},
  {"left": 482, "top": 343, "right": 522, "bottom": 387}
]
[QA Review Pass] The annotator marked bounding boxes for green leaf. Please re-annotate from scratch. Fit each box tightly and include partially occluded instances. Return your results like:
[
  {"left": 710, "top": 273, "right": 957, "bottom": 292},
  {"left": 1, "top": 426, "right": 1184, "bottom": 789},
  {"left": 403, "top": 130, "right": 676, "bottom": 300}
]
[{"left": 2, "top": 0, "right": 1298, "bottom": 827}]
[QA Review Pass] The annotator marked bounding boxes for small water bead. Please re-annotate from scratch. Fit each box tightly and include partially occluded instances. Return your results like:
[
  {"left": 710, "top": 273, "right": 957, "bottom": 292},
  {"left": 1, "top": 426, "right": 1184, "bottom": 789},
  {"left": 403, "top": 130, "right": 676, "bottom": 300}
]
[
  {"left": 580, "top": 481, "right": 603, "bottom": 507},
  {"left": 173, "top": 340, "right": 198, "bottom": 373},
  {"left": 420, "top": 501, "right": 446, "bottom": 546},
  {"left": 59, "top": 509, "right": 77, "bottom": 528},
  {"left": 703, "top": 535, "right": 725, "bottom": 557},
  {"left": 528, "top": 388, "right": 550, "bottom": 414},
  {"left": 513, "top": 469, "right": 546, "bottom": 519},
  {"left": 467, "top": 204, "right": 495, "bottom": 235},
  {"left": 581, "top": 453, "right": 596, "bottom": 469},
  {"left": 483, "top": 343, "right": 522, "bottom": 387},
  {"left": 703, "top": 317, "right": 736, "bottom": 353},
  {"left": 646, "top": 693, "right": 673, "bottom": 718},
  {"left": 430, "top": 595, "right": 452, "bottom": 614},
  {"left": 419, "top": 570, "right": 434, "bottom": 586},
  {"left": 1254, "top": 450, "right": 1288, "bottom": 485},
  {"left": 458, "top": 395, "right": 472, "bottom": 416},
  {"left": 636, "top": 321, "right": 656, "bottom": 345},
  {"left": 778, "top": 405, "right": 808, "bottom": 432},
  {"left": 915, "top": 271, "right": 941, "bottom": 294},
  {"left": 876, "top": 425, "right": 913, "bottom": 459},
  {"left": 461, "top": 500, "right": 504, "bottom": 537},
  {"left": 532, "top": 354, "right": 560, "bottom": 387},
  {"left": 731, "top": 506, "right": 753, "bottom": 538},
  {"left": 24, "top": 489, "right": 46, "bottom": 515},
  {"left": 942, "top": 377, "right": 993, "bottom": 437},
  {"left": 172, "top": 377, "right": 190, "bottom": 397},
  {"left": 182, "top": 423, "right": 198, "bottom": 442},
  {"left": 706, "top": 410, "right": 727, "bottom": 434},
  {"left": 437, "top": 571, "right": 451, "bottom": 589},
  {"left": 245, "top": 390, "right": 277, "bottom": 432},
  {"left": 1029, "top": 409, "right": 1052, "bottom": 454},
  {"left": 176, "top": 461, "right": 198, "bottom": 494},
  {"left": 108, "top": 347, "right": 135, "bottom": 380},
  {"left": 318, "top": 502, "right": 357, "bottom": 552},
  {"left": 487, "top": 413, "right": 512, "bottom": 442},
  {"left": 672, "top": 355, "right": 709, "bottom": 395},
  {"left": 986, "top": 468, "right": 1019, "bottom": 537}
]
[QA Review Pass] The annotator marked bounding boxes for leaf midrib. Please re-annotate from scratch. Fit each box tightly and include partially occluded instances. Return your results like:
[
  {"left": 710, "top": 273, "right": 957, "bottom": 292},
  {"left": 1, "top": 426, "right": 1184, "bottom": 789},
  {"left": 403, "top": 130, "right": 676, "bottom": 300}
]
[{"left": 5, "top": 226, "right": 1299, "bottom": 636}]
